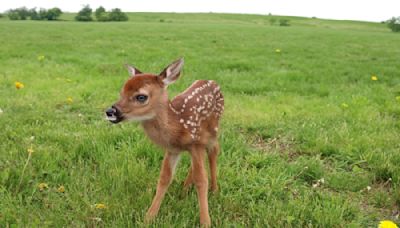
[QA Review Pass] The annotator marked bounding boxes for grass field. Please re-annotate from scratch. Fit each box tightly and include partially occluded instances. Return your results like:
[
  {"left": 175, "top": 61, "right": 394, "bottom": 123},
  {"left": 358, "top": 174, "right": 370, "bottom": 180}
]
[{"left": 1, "top": 13, "right": 400, "bottom": 227}]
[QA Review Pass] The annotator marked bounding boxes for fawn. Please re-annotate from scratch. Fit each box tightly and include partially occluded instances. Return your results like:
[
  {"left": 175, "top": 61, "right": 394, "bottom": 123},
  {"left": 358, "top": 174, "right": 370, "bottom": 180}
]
[{"left": 105, "top": 58, "right": 224, "bottom": 226}]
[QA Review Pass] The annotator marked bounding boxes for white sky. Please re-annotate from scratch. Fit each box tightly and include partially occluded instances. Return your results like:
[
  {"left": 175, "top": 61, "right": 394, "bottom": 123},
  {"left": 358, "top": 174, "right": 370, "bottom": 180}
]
[{"left": 1, "top": 0, "right": 399, "bottom": 22}]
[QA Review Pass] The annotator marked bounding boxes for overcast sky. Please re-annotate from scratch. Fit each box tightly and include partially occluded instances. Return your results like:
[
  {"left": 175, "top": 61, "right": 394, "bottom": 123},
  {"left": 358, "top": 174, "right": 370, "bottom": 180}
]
[{"left": 1, "top": 0, "right": 399, "bottom": 22}]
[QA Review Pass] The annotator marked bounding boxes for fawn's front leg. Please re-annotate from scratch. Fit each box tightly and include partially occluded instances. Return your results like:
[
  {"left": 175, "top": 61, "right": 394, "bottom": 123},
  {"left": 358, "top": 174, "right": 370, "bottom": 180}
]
[
  {"left": 190, "top": 145, "right": 211, "bottom": 226},
  {"left": 145, "top": 152, "right": 180, "bottom": 223}
]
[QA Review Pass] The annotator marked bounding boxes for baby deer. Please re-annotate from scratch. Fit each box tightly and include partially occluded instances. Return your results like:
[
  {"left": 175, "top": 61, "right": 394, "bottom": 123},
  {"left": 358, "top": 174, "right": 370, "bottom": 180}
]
[{"left": 105, "top": 58, "right": 224, "bottom": 226}]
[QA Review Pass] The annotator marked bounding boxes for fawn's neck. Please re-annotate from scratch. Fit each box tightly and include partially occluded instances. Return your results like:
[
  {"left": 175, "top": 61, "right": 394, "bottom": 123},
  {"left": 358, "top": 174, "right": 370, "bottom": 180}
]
[{"left": 141, "top": 93, "right": 179, "bottom": 149}]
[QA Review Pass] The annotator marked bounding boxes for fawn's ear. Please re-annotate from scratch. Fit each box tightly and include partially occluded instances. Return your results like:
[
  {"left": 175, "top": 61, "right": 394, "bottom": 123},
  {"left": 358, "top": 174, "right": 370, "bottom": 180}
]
[
  {"left": 125, "top": 64, "right": 143, "bottom": 77},
  {"left": 159, "top": 58, "right": 184, "bottom": 85}
]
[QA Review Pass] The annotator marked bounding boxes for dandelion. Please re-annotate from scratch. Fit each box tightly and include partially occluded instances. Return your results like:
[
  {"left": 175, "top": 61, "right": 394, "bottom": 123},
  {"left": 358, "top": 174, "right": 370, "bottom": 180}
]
[
  {"left": 341, "top": 103, "right": 349, "bottom": 108},
  {"left": 38, "top": 183, "right": 49, "bottom": 191},
  {"left": 57, "top": 185, "right": 65, "bottom": 193},
  {"left": 66, "top": 97, "right": 73, "bottom": 104},
  {"left": 37, "top": 55, "right": 45, "bottom": 61},
  {"left": 275, "top": 49, "right": 281, "bottom": 53},
  {"left": 27, "top": 147, "right": 34, "bottom": 154},
  {"left": 95, "top": 203, "right": 107, "bottom": 209},
  {"left": 15, "top": 81, "right": 24, "bottom": 89},
  {"left": 379, "top": 220, "right": 398, "bottom": 228},
  {"left": 371, "top": 75, "right": 378, "bottom": 81}
]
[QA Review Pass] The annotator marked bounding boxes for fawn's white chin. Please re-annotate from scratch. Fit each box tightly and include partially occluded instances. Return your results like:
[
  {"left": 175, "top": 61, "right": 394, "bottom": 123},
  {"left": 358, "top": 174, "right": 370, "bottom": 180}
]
[
  {"left": 106, "top": 115, "right": 117, "bottom": 121},
  {"left": 126, "top": 113, "right": 156, "bottom": 122}
]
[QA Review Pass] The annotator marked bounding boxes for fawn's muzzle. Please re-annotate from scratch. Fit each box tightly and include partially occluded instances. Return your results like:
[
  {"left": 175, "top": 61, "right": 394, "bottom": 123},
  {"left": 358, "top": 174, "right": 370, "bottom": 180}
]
[{"left": 105, "top": 105, "right": 123, "bottom": 124}]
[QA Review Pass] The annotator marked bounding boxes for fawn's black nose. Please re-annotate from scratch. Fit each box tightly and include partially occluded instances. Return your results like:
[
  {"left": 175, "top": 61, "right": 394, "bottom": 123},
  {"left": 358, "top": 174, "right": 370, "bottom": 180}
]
[
  {"left": 105, "top": 107, "right": 116, "bottom": 117},
  {"left": 105, "top": 105, "right": 123, "bottom": 123}
]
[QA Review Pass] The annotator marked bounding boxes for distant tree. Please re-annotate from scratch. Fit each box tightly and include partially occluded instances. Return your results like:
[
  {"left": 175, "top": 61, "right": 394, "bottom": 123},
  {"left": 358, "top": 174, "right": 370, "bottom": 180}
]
[
  {"left": 75, "top": 5, "right": 93, "bottom": 21},
  {"left": 17, "top": 7, "right": 29, "bottom": 20},
  {"left": 7, "top": 10, "right": 20, "bottom": 20},
  {"left": 38, "top": 8, "right": 48, "bottom": 20},
  {"left": 0, "top": 13, "right": 3, "bottom": 18},
  {"left": 387, "top": 17, "right": 400, "bottom": 32},
  {"left": 108, "top": 8, "right": 128, "bottom": 21},
  {"left": 279, "top": 19, "right": 290, "bottom": 26},
  {"left": 29, "top": 8, "right": 41, "bottom": 20},
  {"left": 95, "top": 6, "right": 107, "bottom": 20},
  {"left": 46, "top": 7, "right": 62, "bottom": 20}
]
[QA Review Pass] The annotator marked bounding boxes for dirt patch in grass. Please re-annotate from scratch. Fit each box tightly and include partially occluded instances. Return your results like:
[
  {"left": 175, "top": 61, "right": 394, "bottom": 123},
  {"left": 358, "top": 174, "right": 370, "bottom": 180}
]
[{"left": 246, "top": 130, "right": 300, "bottom": 161}]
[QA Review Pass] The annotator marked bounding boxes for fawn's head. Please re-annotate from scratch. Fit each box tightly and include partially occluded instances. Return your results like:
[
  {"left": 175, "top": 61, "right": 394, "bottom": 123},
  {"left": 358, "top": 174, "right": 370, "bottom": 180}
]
[{"left": 106, "top": 58, "right": 184, "bottom": 124}]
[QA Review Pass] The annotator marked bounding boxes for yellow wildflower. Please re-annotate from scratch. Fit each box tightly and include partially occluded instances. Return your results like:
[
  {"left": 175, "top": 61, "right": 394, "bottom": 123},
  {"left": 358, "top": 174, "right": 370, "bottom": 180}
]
[
  {"left": 275, "top": 49, "right": 281, "bottom": 53},
  {"left": 15, "top": 81, "right": 24, "bottom": 89},
  {"left": 95, "top": 203, "right": 107, "bottom": 209},
  {"left": 66, "top": 97, "right": 73, "bottom": 104},
  {"left": 57, "top": 185, "right": 65, "bottom": 193},
  {"left": 341, "top": 103, "right": 349, "bottom": 108},
  {"left": 27, "top": 147, "right": 34, "bottom": 154},
  {"left": 379, "top": 220, "right": 398, "bottom": 228},
  {"left": 371, "top": 75, "right": 378, "bottom": 81},
  {"left": 38, "top": 183, "right": 48, "bottom": 191},
  {"left": 37, "top": 55, "right": 45, "bottom": 61}
]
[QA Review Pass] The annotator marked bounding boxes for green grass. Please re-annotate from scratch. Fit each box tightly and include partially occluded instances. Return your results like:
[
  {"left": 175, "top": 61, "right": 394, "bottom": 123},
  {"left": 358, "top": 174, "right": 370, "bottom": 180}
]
[{"left": 1, "top": 13, "right": 400, "bottom": 227}]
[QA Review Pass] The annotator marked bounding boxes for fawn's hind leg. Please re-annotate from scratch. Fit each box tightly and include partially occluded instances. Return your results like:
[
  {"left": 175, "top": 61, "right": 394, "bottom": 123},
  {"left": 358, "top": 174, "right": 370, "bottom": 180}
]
[
  {"left": 183, "top": 163, "right": 193, "bottom": 191},
  {"left": 184, "top": 141, "right": 220, "bottom": 193}
]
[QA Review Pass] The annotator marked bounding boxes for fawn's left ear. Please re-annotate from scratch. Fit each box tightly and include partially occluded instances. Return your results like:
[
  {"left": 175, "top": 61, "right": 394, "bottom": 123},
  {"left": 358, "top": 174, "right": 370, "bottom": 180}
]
[
  {"left": 159, "top": 58, "right": 184, "bottom": 85},
  {"left": 125, "top": 64, "right": 143, "bottom": 77}
]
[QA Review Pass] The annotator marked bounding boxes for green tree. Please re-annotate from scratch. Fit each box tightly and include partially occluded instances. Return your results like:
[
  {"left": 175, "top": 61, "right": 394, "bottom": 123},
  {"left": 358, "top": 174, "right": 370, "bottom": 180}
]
[
  {"left": 46, "top": 7, "right": 62, "bottom": 20},
  {"left": 17, "top": 7, "right": 29, "bottom": 20},
  {"left": 38, "top": 8, "right": 48, "bottom": 20},
  {"left": 387, "top": 17, "right": 400, "bottom": 32},
  {"left": 95, "top": 6, "right": 107, "bottom": 20},
  {"left": 108, "top": 8, "right": 128, "bottom": 21},
  {"left": 75, "top": 5, "right": 93, "bottom": 21},
  {"left": 279, "top": 18, "right": 290, "bottom": 26},
  {"left": 7, "top": 10, "right": 20, "bottom": 20},
  {"left": 29, "top": 8, "right": 40, "bottom": 20}
]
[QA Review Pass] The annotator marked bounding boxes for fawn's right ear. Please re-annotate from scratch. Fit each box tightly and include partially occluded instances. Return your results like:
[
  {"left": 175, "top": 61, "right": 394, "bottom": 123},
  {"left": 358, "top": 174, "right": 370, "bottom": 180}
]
[{"left": 125, "top": 64, "right": 143, "bottom": 77}]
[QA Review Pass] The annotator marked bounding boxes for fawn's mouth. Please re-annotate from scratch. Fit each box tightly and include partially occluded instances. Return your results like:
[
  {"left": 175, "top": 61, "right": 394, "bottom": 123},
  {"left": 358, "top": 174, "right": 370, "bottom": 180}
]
[{"left": 106, "top": 115, "right": 124, "bottom": 124}]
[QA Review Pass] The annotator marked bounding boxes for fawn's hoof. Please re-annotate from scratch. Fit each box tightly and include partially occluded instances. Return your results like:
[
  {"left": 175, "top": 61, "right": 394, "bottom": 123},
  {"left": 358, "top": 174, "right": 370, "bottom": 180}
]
[
  {"left": 183, "top": 181, "right": 193, "bottom": 192},
  {"left": 144, "top": 211, "right": 157, "bottom": 224},
  {"left": 200, "top": 217, "right": 211, "bottom": 227},
  {"left": 210, "top": 185, "right": 219, "bottom": 193}
]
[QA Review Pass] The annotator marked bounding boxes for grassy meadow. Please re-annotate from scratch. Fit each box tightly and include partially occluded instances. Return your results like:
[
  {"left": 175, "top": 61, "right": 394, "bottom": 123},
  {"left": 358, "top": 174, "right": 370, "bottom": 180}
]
[{"left": 0, "top": 13, "right": 400, "bottom": 227}]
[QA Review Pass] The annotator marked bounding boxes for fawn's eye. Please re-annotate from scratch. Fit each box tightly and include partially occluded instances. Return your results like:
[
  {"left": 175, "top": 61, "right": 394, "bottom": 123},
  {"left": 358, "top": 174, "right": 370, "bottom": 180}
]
[{"left": 135, "top": 94, "right": 148, "bottom": 103}]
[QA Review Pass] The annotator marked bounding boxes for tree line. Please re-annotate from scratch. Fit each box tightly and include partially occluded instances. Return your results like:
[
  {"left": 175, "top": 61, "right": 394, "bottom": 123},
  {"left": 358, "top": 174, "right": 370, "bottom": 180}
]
[
  {"left": 76, "top": 5, "right": 128, "bottom": 21},
  {"left": 6, "top": 7, "right": 62, "bottom": 20},
  {"left": 4, "top": 5, "right": 128, "bottom": 22}
]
